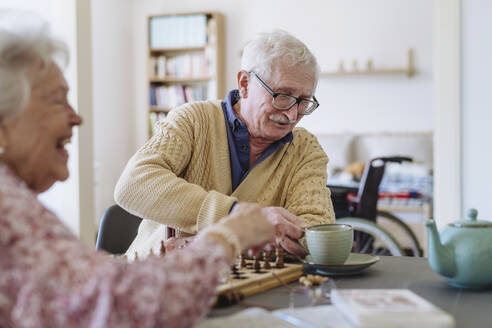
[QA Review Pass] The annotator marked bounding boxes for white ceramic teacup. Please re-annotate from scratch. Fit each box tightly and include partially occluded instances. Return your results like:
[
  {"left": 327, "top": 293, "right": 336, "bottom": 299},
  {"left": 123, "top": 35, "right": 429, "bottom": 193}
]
[{"left": 306, "top": 224, "right": 353, "bottom": 265}]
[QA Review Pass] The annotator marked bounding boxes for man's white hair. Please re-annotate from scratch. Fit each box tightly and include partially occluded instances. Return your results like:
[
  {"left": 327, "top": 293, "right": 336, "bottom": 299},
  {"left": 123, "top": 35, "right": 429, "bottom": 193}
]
[
  {"left": 240, "top": 29, "right": 319, "bottom": 83},
  {"left": 0, "top": 10, "right": 68, "bottom": 122}
]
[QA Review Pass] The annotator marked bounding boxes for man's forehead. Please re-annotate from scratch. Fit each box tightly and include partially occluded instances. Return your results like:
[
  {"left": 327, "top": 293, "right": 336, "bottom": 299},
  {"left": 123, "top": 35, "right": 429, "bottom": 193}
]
[{"left": 269, "top": 70, "right": 316, "bottom": 96}]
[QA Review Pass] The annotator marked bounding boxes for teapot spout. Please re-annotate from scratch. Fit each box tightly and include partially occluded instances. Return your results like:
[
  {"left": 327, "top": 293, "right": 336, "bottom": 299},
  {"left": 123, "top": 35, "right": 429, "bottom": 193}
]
[{"left": 425, "top": 220, "right": 456, "bottom": 278}]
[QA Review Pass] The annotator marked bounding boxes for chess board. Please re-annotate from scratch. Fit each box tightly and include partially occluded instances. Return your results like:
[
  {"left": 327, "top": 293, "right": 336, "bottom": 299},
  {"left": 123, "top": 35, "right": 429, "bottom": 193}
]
[
  {"left": 123, "top": 241, "right": 303, "bottom": 307},
  {"left": 215, "top": 258, "right": 303, "bottom": 306}
]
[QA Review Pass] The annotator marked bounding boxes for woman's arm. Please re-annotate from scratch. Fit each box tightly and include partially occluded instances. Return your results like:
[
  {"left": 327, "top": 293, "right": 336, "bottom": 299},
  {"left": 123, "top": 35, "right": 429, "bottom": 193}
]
[
  {"left": 0, "top": 168, "right": 228, "bottom": 328},
  {"left": 0, "top": 168, "right": 274, "bottom": 328}
]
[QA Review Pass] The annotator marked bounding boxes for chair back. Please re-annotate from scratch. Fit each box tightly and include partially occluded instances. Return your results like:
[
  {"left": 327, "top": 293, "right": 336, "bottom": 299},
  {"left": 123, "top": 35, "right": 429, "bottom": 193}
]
[
  {"left": 355, "top": 159, "right": 386, "bottom": 221},
  {"left": 355, "top": 156, "right": 413, "bottom": 222},
  {"left": 96, "top": 205, "right": 142, "bottom": 254}
]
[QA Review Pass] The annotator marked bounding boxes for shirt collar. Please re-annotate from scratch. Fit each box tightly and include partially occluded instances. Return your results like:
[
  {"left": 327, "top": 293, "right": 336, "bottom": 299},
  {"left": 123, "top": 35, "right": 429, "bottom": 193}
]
[{"left": 224, "top": 90, "right": 243, "bottom": 131}]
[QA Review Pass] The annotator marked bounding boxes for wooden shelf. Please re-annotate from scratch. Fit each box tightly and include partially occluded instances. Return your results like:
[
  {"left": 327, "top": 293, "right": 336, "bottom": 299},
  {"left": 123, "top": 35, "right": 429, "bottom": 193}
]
[
  {"left": 150, "top": 76, "right": 214, "bottom": 83},
  {"left": 321, "top": 48, "right": 416, "bottom": 78},
  {"left": 147, "top": 12, "right": 224, "bottom": 138},
  {"left": 150, "top": 106, "right": 171, "bottom": 113},
  {"left": 150, "top": 46, "right": 207, "bottom": 55}
]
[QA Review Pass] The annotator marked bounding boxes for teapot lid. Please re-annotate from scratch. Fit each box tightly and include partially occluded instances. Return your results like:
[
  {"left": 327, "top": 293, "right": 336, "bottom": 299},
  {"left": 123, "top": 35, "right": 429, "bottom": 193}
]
[{"left": 449, "top": 209, "right": 492, "bottom": 228}]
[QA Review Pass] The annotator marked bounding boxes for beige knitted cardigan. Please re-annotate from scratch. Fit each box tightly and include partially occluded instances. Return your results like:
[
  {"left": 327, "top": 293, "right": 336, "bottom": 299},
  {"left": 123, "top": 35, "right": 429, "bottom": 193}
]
[{"left": 115, "top": 100, "right": 335, "bottom": 257}]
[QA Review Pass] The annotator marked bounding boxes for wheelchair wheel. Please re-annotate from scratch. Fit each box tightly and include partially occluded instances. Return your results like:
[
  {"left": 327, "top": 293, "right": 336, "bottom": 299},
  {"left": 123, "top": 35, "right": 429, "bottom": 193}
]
[
  {"left": 376, "top": 210, "right": 423, "bottom": 257},
  {"left": 337, "top": 217, "right": 405, "bottom": 256}
]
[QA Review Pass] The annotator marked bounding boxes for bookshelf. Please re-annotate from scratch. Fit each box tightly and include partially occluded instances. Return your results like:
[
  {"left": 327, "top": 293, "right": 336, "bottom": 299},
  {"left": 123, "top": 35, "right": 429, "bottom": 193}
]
[{"left": 147, "top": 12, "right": 224, "bottom": 136}]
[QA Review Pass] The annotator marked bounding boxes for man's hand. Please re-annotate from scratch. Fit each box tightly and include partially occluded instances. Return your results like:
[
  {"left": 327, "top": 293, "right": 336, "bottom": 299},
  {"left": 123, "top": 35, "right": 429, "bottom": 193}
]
[{"left": 260, "top": 206, "right": 307, "bottom": 257}]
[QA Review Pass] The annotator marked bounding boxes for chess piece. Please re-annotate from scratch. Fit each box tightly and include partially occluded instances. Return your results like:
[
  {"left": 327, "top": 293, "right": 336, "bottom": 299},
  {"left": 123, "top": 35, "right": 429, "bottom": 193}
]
[
  {"left": 253, "top": 255, "right": 261, "bottom": 273},
  {"left": 275, "top": 248, "right": 284, "bottom": 268},
  {"left": 239, "top": 253, "right": 247, "bottom": 268},
  {"left": 134, "top": 251, "right": 139, "bottom": 261},
  {"left": 160, "top": 240, "right": 166, "bottom": 256},
  {"left": 262, "top": 251, "right": 271, "bottom": 270},
  {"left": 367, "top": 58, "right": 373, "bottom": 71},
  {"left": 231, "top": 263, "right": 244, "bottom": 280}
]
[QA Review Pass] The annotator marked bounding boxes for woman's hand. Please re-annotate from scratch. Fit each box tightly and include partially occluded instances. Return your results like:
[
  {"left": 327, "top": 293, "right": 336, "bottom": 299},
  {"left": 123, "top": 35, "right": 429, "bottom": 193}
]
[
  {"left": 164, "top": 236, "right": 195, "bottom": 252},
  {"left": 199, "top": 202, "right": 307, "bottom": 262},
  {"left": 198, "top": 203, "right": 275, "bottom": 261},
  {"left": 218, "top": 203, "right": 276, "bottom": 250}
]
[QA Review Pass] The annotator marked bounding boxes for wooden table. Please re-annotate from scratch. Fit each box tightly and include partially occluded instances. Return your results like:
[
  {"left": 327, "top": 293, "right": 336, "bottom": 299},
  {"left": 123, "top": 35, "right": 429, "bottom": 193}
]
[{"left": 210, "top": 256, "right": 492, "bottom": 328}]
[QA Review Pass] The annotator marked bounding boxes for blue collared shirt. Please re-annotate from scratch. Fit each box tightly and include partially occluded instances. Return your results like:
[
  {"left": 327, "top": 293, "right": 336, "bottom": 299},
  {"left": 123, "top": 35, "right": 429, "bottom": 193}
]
[{"left": 221, "top": 90, "right": 293, "bottom": 192}]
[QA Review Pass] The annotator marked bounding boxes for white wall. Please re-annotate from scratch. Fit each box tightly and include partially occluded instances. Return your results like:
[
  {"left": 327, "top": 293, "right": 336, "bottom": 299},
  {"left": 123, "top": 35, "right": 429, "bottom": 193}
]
[
  {"left": 76, "top": 0, "right": 95, "bottom": 245},
  {"left": 433, "top": 0, "right": 461, "bottom": 227},
  {"left": 91, "top": 0, "right": 136, "bottom": 223},
  {"left": 0, "top": 0, "right": 81, "bottom": 234},
  {"left": 461, "top": 0, "right": 492, "bottom": 219}
]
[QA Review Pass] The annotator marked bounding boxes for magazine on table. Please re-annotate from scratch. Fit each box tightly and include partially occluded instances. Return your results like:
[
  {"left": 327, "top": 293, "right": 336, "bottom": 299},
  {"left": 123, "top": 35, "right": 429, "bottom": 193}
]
[{"left": 331, "top": 289, "right": 455, "bottom": 328}]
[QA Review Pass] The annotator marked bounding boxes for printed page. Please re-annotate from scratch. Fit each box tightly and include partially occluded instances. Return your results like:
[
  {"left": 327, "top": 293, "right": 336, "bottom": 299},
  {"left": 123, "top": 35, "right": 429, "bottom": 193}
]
[
  {"left": 273, "top": 305, "right": 353, "bottom": 328},
  {"left": 197, "top": 308, "right": 298, "bottom": 328}
]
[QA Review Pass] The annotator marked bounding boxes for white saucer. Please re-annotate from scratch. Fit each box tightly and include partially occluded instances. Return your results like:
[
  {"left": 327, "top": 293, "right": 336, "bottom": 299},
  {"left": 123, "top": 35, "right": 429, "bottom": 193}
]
[{"left": 304, "top": 253, "right": 380, "bottom": 276}]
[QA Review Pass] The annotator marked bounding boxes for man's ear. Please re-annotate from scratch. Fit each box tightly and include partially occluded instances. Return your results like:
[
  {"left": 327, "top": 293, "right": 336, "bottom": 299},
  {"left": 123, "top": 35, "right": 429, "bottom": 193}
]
[{"left": 237, "top": 70, "right": 249, "bottom": 98}]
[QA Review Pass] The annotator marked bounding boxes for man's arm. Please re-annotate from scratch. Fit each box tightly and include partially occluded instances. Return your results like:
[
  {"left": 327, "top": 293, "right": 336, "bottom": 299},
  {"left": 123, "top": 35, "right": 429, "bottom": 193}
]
[
  {"left": 114, "top": 106, "right": 237, "bottom": 234},
  {"left": 284, "top": 131, "right": 335, "bottom": 227}
]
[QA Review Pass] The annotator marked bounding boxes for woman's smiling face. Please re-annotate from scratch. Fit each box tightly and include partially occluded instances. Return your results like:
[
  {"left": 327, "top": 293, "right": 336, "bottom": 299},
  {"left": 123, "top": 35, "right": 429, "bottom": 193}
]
[{"left": 0, "top": 63, "right": 82, "bottom": 193}]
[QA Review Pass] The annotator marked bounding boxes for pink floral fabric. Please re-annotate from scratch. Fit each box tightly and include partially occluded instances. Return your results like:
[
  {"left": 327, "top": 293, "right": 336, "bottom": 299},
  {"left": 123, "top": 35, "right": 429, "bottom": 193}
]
[{"left": 0, "top": 163, "right": 229, "bottom": 328}]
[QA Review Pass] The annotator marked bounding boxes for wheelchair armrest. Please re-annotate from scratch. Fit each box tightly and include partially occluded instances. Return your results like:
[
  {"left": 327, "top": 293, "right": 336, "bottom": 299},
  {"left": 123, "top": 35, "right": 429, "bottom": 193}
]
[{"left": 372, "top": 156, "right": 413, "bottom": 164}]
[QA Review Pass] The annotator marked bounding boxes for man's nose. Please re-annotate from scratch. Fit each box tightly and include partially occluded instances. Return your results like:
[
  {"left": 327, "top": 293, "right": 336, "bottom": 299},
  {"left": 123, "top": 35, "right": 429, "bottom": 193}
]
[{"left": 284, "top": 103, "right": 299, "bottom": 122}]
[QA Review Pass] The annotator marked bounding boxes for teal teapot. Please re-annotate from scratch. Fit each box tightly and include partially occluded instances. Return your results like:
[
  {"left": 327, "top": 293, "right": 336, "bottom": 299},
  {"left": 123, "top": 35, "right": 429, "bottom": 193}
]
[{"left": 425, "top": 209, "right": 492, "bottom": 289}]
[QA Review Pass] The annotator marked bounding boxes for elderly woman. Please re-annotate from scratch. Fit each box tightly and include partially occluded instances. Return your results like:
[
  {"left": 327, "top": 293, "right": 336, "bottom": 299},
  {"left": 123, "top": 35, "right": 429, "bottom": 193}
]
[{"left": 0, "top": 11, "right": 295, "bottom": 328}]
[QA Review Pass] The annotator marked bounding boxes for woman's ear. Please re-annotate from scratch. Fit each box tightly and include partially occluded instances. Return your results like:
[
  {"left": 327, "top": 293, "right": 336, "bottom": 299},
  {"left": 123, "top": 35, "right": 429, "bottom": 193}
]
[
  {"left": 0, "top": 125, "right": 6, "bottom": 156},
  {"left": 237, "top": 70, "right": 249, "bottom": 98}
]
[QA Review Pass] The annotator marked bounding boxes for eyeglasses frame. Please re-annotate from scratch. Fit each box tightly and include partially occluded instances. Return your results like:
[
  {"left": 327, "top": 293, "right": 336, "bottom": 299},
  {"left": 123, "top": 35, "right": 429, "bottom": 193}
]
[{"left": 249, "top": 71, "right": 319, "bottom": 115}]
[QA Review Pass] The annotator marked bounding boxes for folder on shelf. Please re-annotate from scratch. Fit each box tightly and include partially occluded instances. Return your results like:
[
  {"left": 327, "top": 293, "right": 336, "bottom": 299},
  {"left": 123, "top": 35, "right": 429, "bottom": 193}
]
[{"left": 150, "top": 14, "right": 208, "bottom": 49}]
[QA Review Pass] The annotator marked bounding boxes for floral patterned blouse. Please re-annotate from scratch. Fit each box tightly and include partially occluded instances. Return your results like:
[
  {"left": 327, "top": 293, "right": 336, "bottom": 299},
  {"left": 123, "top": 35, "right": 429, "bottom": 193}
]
[{"left": 0, "top": 163, "right": 229, "bottom": 328}]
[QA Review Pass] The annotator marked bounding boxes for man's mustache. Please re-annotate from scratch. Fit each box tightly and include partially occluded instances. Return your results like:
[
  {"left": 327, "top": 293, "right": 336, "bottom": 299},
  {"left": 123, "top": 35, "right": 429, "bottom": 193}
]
[{"left": 269, "top": 114, "right": 296, "bottom": 124}]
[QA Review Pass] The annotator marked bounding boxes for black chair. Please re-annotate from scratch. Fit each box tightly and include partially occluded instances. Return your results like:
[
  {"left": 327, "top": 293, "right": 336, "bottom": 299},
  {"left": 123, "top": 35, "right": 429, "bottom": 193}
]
[
  {"left": 96, "top": 205, "right": 143, "bottom": 254},
  {"left": 330, "top": 156, "right": 423, "bottom": 257}
]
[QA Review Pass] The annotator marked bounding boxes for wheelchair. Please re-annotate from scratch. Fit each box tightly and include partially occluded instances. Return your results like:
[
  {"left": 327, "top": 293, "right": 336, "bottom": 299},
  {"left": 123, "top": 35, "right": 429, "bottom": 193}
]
[{"left": 329, "top": 156, "right": 423, "bottom": 257}]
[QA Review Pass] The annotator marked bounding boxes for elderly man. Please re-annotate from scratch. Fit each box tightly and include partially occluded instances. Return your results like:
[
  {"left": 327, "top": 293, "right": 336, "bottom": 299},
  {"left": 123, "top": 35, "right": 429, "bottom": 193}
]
[{"left": 115, "top": 30, "right": 335, "bottom": 258}]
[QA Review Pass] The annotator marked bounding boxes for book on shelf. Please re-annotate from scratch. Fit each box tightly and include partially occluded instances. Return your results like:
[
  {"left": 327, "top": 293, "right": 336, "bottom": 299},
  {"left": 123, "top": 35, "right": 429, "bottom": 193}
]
[
  {"left": 206, "top": 17, "right": 217, "bottom": 44},
  {"left": 149, "top": 52, "right": 212, "bottom": 79},
  {"left": 331, "top": 289, "right": 455, "bottom": 328},
  {"left": 155, "top": 56, "right": 166, "bottom": 78},
  {"left": 150, "top": 84, "right": 208, "bottom": 108},
  {"left": 148, "top": 56, "right": 167, "bottom": 79}
]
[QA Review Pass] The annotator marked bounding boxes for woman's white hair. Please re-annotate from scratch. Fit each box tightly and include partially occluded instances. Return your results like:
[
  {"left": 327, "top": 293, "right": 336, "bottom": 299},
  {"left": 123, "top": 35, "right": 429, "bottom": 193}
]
[
  {"left": 0, "top": 10, "right": 68, "bottom": 122},
  {"left": 241, "top": 29, "right": 320, "bottom": 83}
]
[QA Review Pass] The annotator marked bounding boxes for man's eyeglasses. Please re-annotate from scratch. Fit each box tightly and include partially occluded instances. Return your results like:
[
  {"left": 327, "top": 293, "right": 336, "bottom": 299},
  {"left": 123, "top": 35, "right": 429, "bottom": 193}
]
[{"left": 249, "top": 71, "right": 319, "bottom": 115}]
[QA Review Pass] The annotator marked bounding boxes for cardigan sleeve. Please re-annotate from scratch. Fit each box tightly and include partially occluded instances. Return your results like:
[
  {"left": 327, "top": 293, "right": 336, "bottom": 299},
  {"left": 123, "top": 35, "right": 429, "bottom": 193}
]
[
  {"left": 114, "top": 103, "right": 237, "bottom": 234},
  {"left": 283, "top": 130, "right": 335, "bottom": 226},
  {"left": 0, "top": 167, "right": 229, "bottom": 328}
]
